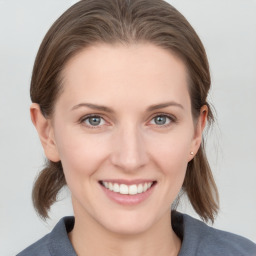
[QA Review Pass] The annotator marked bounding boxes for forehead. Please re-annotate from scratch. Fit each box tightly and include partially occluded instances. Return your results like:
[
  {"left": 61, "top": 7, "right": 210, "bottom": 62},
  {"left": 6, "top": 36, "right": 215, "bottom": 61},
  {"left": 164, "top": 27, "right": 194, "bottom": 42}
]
[{"left": 58, "top": 43, "right": 190, "bottom": 111}]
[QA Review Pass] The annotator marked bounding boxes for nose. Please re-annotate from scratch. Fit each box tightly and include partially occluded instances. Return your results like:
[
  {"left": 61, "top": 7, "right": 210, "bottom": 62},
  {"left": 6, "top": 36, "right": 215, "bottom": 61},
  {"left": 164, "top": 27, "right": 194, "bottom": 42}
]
[{"left": 110, "top": 124, "right": 149, "bottom": 172}]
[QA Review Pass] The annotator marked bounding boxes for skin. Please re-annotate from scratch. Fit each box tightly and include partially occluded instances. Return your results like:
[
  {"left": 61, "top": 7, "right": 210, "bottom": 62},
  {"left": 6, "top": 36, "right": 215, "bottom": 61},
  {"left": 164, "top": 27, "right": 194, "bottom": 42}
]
[{"left": 31, "top": 43, "right": 207, "bottom": 256}]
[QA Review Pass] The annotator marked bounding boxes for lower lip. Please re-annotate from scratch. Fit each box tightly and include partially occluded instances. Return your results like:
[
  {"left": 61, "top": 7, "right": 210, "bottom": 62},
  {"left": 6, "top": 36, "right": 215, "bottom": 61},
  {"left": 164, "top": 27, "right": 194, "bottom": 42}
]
[{"left": 100, "top": 183, "right": 156, "bottom": 206}]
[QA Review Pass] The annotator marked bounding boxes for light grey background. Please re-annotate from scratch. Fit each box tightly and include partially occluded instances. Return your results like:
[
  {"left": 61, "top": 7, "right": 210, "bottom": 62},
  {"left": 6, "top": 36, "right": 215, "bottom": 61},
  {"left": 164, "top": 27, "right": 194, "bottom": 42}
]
[{"left": 0, "top": 1, "right": 255, "bottom": 255}]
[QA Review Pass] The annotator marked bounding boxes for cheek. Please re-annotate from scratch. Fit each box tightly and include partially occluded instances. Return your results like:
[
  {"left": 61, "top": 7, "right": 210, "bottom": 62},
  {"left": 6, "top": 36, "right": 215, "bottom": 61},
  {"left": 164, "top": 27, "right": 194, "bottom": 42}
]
[
  {"left": 149, "top": 130, "right": 193, "bottom": 173},
  {"left": 54, "top": 128, "right": 109, "bottom": 184},
  {"left": 148, "top": 128, "right": 193, "bottom": 198},
  {"left": 145, "top": 131, "right": 192, "bottom": 208},
  {"left": 154, "top": 142, "right": 189, "bottom": 190}
]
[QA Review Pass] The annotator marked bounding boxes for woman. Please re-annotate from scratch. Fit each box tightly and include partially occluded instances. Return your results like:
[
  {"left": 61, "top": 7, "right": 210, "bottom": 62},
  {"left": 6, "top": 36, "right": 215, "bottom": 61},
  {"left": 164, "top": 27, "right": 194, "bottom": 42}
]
[{"left": 17, "top": 0, "right": 256, "bottom": 255}]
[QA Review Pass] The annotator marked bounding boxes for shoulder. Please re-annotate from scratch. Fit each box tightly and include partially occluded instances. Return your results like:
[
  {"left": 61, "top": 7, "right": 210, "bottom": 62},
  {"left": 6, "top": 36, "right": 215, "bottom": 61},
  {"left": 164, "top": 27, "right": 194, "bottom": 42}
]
[
  {"left": 172, "top": 212, "right": 256, "bottom": 256},
  {"left": 16, "top": 217, "right": 76, "bottom": 256},
  {"left": 196, "top": 221, "right": 256, "bottom": 255},
  {"left": 16, "top": 233, "right": 51, "bottom": 256}
]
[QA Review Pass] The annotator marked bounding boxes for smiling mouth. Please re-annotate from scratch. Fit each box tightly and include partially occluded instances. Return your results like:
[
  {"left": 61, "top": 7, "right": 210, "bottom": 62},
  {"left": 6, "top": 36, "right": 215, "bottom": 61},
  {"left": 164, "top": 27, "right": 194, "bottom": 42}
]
[{"left": 99, "top": 181, "right": 157, "bottom": 195}]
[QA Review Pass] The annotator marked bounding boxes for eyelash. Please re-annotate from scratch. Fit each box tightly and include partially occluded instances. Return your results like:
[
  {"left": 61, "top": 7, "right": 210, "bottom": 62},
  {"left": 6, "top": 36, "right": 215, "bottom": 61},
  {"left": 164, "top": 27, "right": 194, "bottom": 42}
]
[
  {"left": 79, "top": 113, "right": 176, "bottom": 129},
  {"left": 79, "top": 114, "right": 107, "bottom": 129},
  {"left": 149, "top": 113, "right": 176, "bottom": 128}
]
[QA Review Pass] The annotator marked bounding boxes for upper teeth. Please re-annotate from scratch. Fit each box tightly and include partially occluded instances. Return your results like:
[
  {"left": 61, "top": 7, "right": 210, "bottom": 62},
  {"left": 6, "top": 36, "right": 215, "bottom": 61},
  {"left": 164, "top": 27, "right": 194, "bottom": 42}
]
[{"left": 102, "top": 182, "right": 153, "bottom": 195}]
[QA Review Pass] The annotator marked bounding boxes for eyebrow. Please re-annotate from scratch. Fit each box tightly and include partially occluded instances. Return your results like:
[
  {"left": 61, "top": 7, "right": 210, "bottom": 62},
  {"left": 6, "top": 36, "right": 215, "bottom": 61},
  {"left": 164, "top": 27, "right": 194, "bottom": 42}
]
[
  {"left": 71, "top": 103, "right": 114, "bottom": 113},
  {"left": 71, "top": 101, "right": 184, "bottom": 113},
  {"left": 146, "top": 101, "right": 184, "bottom": 112}
]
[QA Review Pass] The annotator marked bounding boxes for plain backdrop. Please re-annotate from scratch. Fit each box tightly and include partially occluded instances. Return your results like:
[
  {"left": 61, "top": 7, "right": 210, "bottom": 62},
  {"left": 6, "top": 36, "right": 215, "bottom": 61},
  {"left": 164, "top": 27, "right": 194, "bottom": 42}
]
[{"left": 0, "top": 1, "right": 256, "bottom": 255}]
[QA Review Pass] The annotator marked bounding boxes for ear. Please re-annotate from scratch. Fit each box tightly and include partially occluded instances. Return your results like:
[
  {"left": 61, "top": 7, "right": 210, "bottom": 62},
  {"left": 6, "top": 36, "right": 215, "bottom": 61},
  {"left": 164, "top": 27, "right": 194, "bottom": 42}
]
[
  {"left": 188, "top": 105, "right": 208, "bottom": 161},
  {"left": 30, "top": 103, "right": 60, "bottom": 162}
]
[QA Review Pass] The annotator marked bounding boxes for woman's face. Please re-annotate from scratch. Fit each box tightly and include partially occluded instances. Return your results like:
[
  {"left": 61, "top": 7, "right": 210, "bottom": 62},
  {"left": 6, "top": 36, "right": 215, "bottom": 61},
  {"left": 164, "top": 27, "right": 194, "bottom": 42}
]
[{"left": 42, "top": 43, "right": 205, "bottom": 234}]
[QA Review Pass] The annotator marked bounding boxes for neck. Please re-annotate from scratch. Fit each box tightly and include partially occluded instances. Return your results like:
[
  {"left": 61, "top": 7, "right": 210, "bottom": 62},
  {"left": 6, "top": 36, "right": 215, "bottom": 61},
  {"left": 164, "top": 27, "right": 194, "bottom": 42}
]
[{"left": 69, "top": 210, "right": 181, "bottom": 256}]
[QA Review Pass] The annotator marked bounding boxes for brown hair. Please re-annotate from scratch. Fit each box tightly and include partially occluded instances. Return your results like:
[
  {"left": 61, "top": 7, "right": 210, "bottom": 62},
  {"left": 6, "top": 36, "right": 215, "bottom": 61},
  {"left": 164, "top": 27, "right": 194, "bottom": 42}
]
[{"left": 31, "top": 0, "right": 219, "bottom": 222}]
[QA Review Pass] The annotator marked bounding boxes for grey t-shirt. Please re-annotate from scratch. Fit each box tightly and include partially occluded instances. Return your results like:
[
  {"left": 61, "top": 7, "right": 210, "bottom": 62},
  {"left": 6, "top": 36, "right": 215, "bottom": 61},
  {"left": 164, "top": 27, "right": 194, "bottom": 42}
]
[{"left": 17, "top": 211, "right": 256, "bottom": 256}]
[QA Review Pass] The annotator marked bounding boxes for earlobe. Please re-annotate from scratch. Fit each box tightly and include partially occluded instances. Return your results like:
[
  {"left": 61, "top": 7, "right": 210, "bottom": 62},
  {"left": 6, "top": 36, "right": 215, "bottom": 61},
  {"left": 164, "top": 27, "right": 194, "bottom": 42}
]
[
  {"left": 30, "top": 103, "right": 60, "bottom": 162},
  {"left": 189, "top": 105, "right": 208, "bottom": 161}
]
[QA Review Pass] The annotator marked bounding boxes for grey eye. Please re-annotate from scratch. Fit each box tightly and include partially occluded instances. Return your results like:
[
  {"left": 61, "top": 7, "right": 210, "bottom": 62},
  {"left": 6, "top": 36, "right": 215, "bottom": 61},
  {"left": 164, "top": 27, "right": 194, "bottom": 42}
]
[
  {"left": 149, "top": 115, "right": 172, "bottom": 126},
  {"left": 85, "top": 116, "right": 104, "bottom": 126},
  {"left": 154, "top": 115, "right": 167, "bottom": 125}
]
